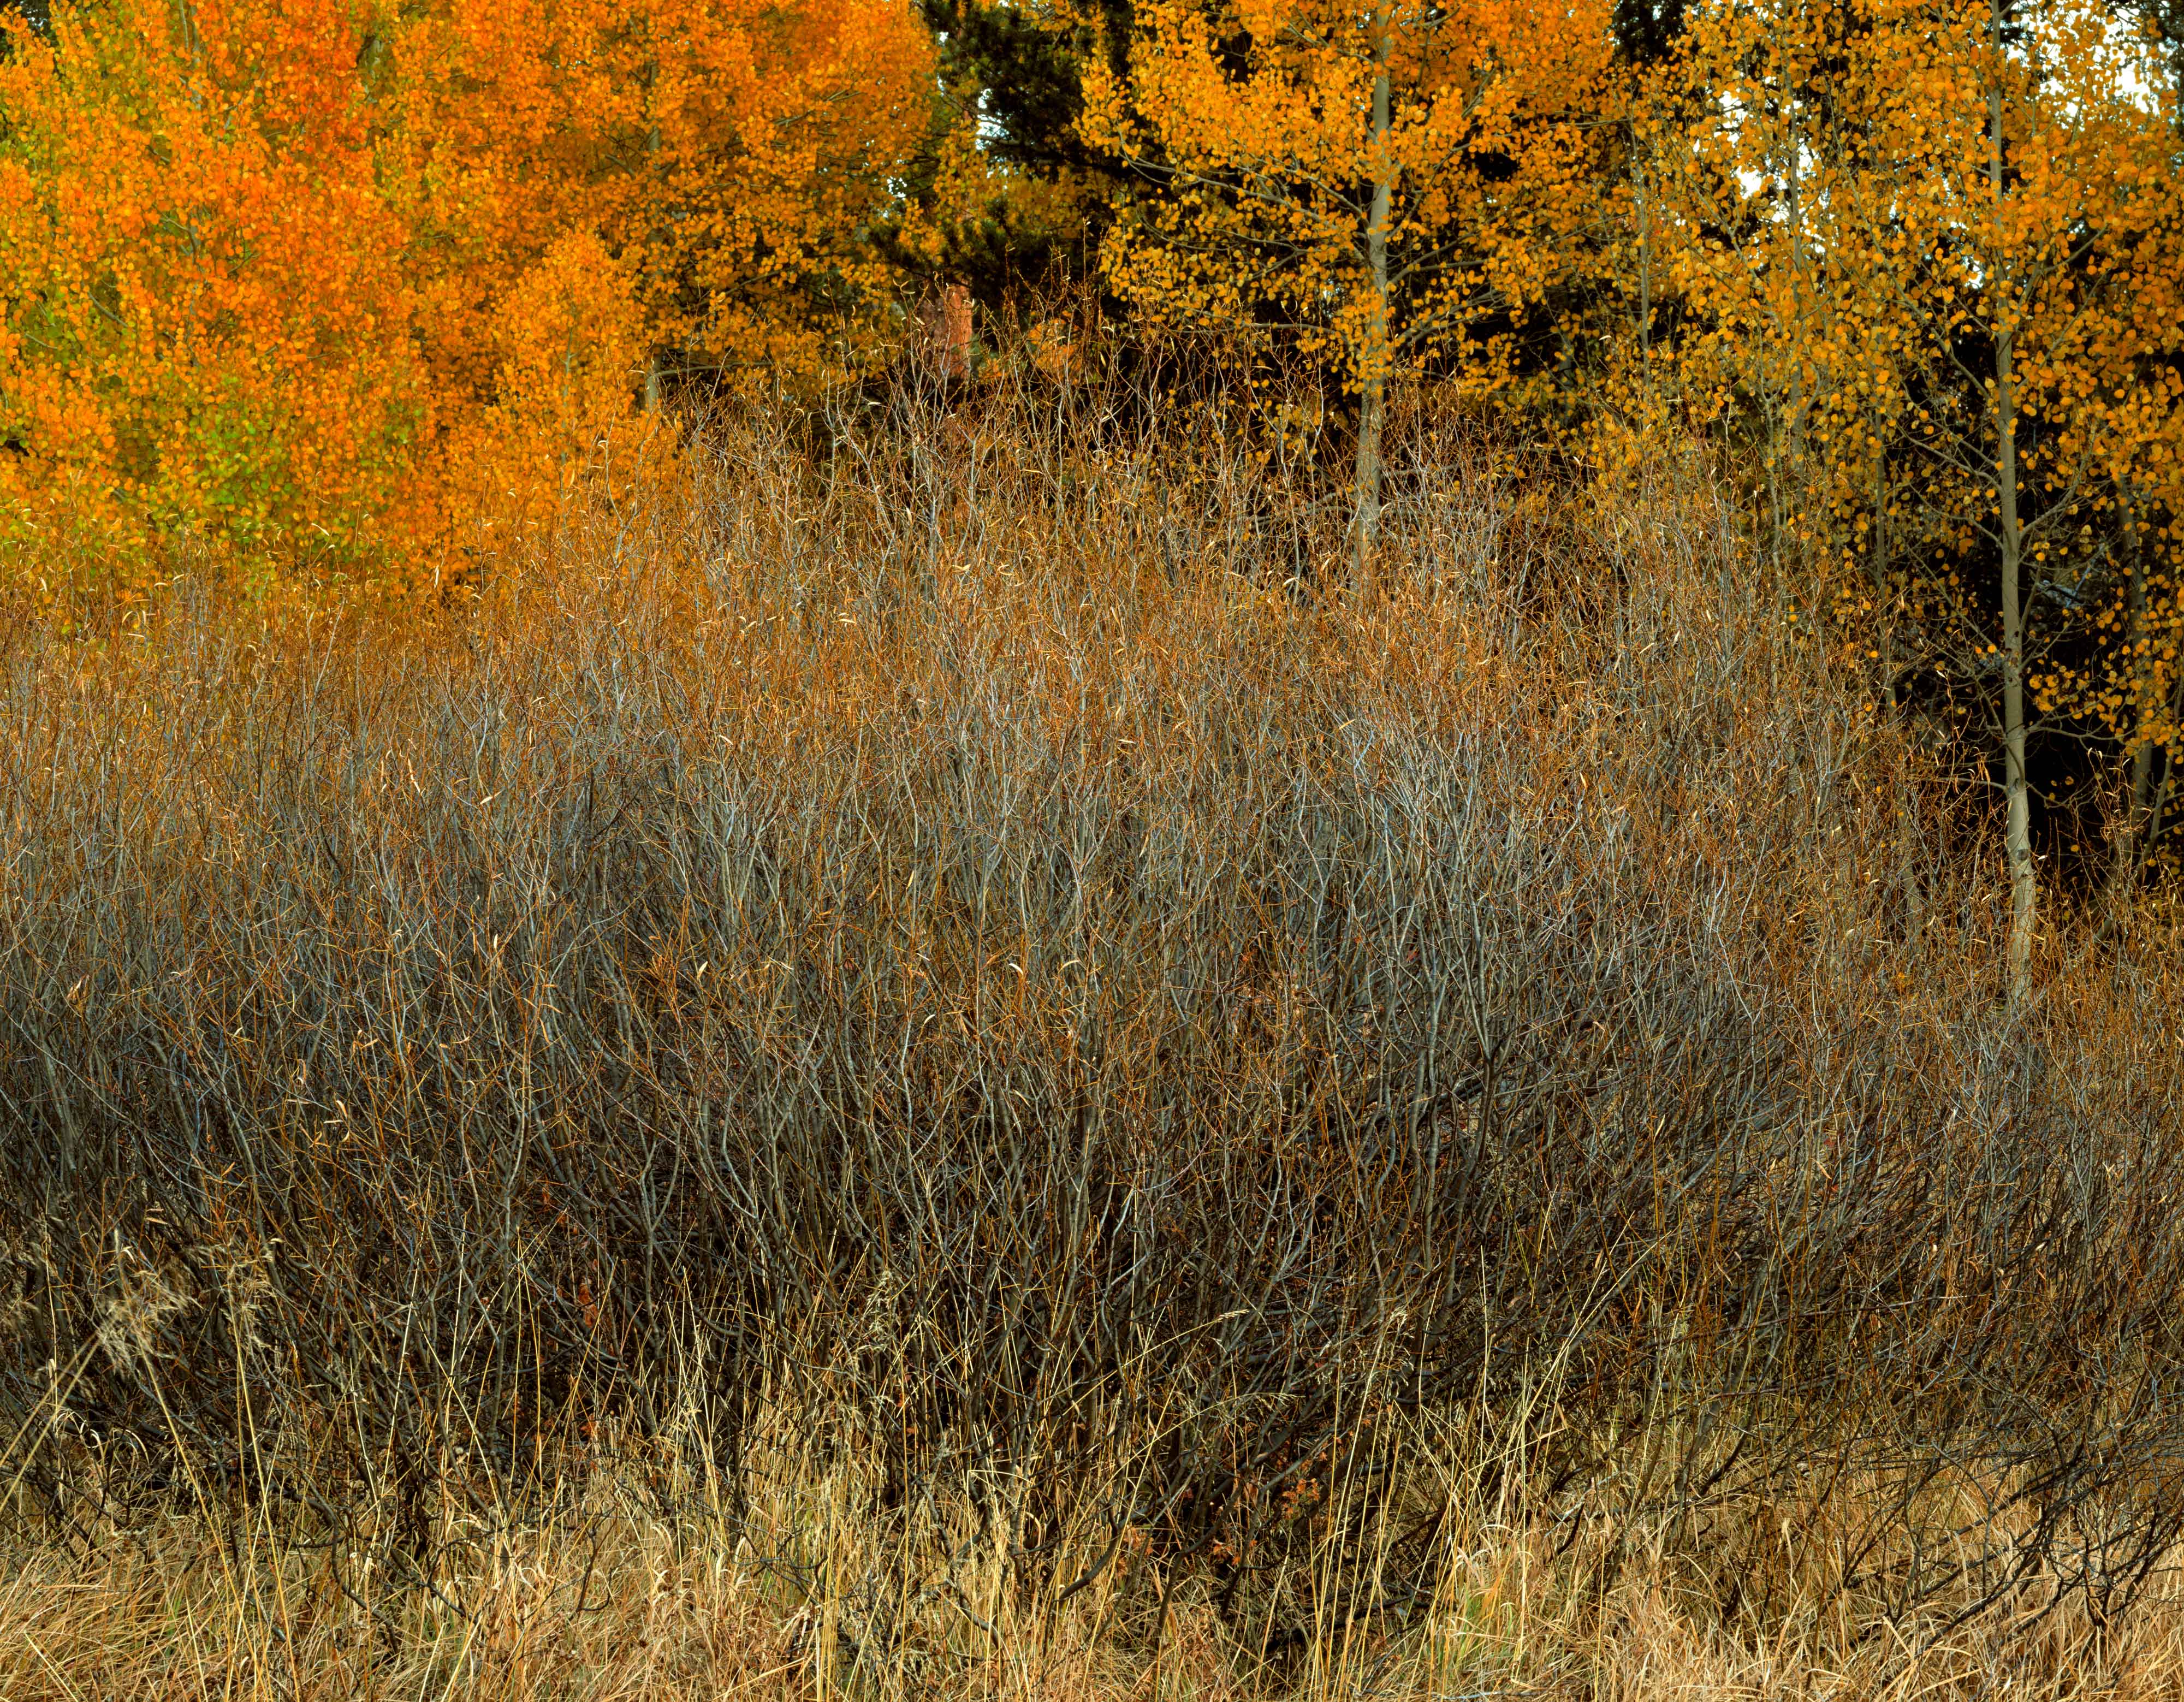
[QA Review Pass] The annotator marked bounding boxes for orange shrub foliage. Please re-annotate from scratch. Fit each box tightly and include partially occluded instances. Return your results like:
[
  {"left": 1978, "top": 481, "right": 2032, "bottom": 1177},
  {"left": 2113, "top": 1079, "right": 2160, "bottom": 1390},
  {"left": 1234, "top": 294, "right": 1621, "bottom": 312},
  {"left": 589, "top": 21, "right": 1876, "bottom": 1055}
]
[
  {"left": 0, "top": 0, "right": 935, "bottom": 602},
  {"left": 439, "top": 229, "right": 666, "bottom": 572}
]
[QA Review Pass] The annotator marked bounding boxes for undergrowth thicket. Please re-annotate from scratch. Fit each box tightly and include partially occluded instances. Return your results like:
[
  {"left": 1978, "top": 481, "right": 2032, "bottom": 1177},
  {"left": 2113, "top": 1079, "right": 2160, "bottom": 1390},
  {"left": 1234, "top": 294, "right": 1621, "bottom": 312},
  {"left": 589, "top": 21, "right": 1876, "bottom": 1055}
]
[{"left": 2, "top": 383, "right": 2182, "bottom": 1698}]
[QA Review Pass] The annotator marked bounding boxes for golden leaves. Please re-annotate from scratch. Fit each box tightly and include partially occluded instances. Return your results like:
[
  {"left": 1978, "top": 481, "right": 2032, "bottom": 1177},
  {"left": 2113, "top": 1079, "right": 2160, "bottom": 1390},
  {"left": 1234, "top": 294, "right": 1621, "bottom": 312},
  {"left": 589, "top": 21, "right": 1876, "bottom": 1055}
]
[
  {"left": 1660, "top": 0, "right": 2184, "bottom": 748},
  {"left": 1087, "top": 0, "right": 1615, "bottom": 399}
]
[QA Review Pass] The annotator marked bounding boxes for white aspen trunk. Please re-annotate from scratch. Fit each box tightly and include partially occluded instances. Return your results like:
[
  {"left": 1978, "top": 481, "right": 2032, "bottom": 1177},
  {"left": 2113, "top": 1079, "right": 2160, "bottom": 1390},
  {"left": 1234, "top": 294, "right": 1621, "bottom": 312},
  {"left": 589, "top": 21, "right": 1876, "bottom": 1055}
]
[
  {"left": 2109, "top": 487, "right": 2152, "bottom": 912},
  {"left": 1784, "top": 106, "right": 1805, "bottom": 461},
  {"left": 1636, "top": 155, "right": 1653, "bottom": 382},
  {"left": 1998, "top": 333, "right": 2034, "bottom": 1001},
  {"left": 1991, "top": 19, "right": 2035, "bottom": 1004},
  {"left": 1352, "top": 17, "right": 1393, "bottom": 574},
  {"left": 2146, "top": 667, "right": 2184, "bottom": 874}
]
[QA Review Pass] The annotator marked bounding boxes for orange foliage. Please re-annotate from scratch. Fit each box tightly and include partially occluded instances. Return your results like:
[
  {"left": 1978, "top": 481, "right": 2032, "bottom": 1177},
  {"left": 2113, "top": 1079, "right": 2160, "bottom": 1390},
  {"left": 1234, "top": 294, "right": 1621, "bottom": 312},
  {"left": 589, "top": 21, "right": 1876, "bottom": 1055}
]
[
  {"left": 0, "top": 0, "right": 433, "bottom": 598},
  {"left": 383, "top": 0, "right": 934, "bottom": 401},
  {"left": 0, "top": 0, "right": 935, "bottom": 601}
]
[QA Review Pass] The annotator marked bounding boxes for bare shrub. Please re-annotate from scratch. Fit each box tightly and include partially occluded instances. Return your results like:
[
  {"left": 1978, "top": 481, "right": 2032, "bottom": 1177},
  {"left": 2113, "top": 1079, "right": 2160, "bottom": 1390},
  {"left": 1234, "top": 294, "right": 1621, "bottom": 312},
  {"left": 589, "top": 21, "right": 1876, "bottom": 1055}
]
[{"left": 1, "top": 379, "right": 2180, "bottom": 1687}]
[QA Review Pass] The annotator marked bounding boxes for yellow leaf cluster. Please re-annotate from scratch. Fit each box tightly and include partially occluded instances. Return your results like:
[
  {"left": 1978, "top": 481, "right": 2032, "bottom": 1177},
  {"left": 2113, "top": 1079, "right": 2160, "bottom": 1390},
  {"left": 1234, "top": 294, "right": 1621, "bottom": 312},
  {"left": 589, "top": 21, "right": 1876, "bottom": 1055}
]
[{"left": 1082, "top": 0, "right": 1615, "bottom": 398}]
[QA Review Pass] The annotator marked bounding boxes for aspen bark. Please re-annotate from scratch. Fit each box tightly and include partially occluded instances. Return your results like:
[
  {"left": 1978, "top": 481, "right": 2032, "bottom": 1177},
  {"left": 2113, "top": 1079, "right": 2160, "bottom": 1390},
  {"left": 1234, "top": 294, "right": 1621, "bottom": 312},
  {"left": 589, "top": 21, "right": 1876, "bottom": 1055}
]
[
  {"left": 1991, "top": 14, "right": 2035, "bottom": 1004},
  {"left": 2109, "top": 489, "right": 2152, "bottom": 911},
  {"left": 1997, "top": 324, "right": 2034, "bottom": 1001},
  {"left": 1353, "top": 17, "right": 1393, "bottom": 574},
  {"left": 1636, "top": 155, "right": 1653, "bottom": 382}
]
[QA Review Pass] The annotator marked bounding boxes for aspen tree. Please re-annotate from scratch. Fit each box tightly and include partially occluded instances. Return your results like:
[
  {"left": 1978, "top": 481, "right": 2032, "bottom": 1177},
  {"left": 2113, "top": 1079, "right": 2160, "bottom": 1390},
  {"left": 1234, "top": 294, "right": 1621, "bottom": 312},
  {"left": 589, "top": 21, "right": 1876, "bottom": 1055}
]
[
  {"left": 1082, "top": 0, "right": 1612, "bottom": 570},
  {"left": 1670, "top": 0, "right": 2183, "bottom": 998}
]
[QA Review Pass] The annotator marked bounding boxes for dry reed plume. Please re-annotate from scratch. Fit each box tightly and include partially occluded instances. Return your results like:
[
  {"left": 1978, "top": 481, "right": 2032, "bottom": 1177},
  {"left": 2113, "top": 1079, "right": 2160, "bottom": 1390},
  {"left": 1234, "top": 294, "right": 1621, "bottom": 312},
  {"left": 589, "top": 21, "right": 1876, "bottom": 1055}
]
[{"left": 2, "top": 378, "right": 2181, "bottom": 1697}]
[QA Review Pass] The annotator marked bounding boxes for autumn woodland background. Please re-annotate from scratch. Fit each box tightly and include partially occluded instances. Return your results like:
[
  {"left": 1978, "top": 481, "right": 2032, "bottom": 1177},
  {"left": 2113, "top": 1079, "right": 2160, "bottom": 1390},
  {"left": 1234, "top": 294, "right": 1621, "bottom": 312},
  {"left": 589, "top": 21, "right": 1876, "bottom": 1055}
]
[{"left": 5, "top": 1, "right": 2184, "bottom": 1697}]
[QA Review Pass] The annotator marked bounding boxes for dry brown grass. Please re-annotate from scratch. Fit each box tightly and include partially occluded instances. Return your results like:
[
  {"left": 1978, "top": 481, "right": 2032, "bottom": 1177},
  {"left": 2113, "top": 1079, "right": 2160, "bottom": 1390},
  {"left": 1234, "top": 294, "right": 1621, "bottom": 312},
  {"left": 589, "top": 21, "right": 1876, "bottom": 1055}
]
[
  {"left": 2, "top": 377, "right": 2182, "bottom": 1697},
  {"left": 5, "top": 1406, "right": 2184, "bottom": 1699}
]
